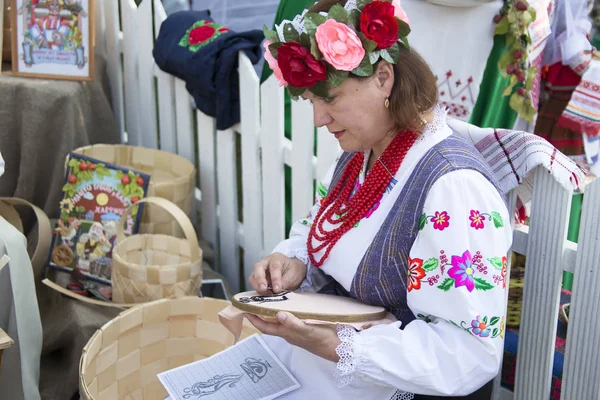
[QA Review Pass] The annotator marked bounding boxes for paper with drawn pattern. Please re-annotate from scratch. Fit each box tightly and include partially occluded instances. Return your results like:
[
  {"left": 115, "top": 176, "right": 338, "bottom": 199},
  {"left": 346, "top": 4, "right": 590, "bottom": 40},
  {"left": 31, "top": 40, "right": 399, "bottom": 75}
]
[{"left": 158, "top": 334, "right": 300, "bottom": 400}]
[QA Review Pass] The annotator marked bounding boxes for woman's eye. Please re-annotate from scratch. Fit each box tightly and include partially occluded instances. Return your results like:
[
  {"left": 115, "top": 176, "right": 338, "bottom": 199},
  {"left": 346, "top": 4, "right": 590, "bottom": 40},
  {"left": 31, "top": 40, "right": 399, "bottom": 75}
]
[{"left": 323, "top": 97, "right": 336, "bottom": 104}]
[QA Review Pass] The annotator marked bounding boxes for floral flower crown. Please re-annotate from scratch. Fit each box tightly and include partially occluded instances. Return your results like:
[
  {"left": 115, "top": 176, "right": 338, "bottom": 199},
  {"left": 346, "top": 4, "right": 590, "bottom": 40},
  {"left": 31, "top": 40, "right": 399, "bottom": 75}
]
[{"left": 263, "top": 0, "right": 411, "bottom": 99}]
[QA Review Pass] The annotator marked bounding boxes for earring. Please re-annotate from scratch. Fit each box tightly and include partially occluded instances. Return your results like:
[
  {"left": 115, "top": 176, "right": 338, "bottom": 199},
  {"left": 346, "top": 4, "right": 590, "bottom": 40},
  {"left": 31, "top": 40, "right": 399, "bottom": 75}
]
[
  {"left": 384, "top": 98, "right": 390, "bottom": 109},
  {"left": 420, "top": 116, "right": 428, "bottom": 125}
]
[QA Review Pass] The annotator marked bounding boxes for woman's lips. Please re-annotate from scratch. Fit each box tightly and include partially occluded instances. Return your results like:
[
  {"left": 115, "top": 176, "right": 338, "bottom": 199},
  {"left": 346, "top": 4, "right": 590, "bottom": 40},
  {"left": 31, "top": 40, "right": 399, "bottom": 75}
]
[{"left": 331, "top": 130, "right": 345, "bottom": 139}]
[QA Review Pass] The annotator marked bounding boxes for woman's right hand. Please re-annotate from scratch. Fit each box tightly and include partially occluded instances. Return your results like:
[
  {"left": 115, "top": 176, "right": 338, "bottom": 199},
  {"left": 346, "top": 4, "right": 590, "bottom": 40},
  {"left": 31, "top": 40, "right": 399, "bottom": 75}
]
[{"left": 248, "top": 253, "right": 307, "bottom": 295}]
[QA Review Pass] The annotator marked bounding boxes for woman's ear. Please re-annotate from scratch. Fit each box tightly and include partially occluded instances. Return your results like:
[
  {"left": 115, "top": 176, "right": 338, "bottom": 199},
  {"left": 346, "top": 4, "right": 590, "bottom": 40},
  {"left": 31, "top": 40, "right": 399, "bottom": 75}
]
[{"left": 375, "top": 61, "right": 395, "bottom": 96}]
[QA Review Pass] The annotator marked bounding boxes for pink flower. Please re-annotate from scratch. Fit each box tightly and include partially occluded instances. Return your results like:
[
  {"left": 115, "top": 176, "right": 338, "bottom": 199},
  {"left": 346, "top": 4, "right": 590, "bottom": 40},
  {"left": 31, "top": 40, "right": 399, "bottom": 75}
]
[
  {"left": 263, "top": 40, "right": 288, "bottom": 86},
  {"left": 469, "top": 210, "right": 485, "bottom": 230},
  {"left": 315, "top": 19, "right": 365, "bottom": 72},
  {"left": 431, "top": 211, "right": 450, "bottom": 231},
  {"left": 391, "top": 0, "right": 410, "bottom": 25}
]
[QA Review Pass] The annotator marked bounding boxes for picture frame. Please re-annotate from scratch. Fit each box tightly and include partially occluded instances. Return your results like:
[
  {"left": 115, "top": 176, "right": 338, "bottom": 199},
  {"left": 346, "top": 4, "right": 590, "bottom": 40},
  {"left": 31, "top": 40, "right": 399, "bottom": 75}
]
[{"left": 10, "top": 0, "right": 94, "bottom": 81}]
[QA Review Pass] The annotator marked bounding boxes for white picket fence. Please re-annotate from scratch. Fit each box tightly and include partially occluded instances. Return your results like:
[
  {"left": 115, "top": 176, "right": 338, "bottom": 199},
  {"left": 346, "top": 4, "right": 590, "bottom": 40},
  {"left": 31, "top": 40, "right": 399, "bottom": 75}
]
[{"left": 93, "top": 1, "right": 600, "bottom": 399}]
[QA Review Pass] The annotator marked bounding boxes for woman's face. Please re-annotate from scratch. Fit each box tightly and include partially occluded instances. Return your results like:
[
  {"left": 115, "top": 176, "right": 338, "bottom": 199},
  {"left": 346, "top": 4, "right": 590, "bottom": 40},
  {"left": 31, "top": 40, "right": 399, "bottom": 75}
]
[{"left": 301, "top": 63, "right": 396, "bottom": 155}]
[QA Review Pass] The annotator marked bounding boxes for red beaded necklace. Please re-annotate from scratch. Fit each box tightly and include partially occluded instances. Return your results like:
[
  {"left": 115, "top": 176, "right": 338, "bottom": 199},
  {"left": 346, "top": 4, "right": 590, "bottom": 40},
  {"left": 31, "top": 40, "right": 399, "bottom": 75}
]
[{"left": 307, "top": 131, "right": 418, "bottom": 267}]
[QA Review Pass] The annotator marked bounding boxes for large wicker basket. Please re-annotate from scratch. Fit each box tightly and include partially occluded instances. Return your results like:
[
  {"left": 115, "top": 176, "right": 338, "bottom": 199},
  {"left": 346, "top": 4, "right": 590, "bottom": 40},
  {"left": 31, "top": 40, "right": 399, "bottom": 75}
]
[
  {"left": 112, "top": 197, "right": 202, "bottom": 304},
  {"left": 79, "top": 297, "right": 259, "bottom": 400},
  {"left": 71, "top": 144, "right": 195, "bottom": 236}
]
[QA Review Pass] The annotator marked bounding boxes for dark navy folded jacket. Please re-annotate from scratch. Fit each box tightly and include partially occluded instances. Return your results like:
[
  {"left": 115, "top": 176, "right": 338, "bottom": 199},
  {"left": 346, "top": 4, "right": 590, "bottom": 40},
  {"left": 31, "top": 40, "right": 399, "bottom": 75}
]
[{"left": 153, "top": 10, "right": 264, "bottom": 130}]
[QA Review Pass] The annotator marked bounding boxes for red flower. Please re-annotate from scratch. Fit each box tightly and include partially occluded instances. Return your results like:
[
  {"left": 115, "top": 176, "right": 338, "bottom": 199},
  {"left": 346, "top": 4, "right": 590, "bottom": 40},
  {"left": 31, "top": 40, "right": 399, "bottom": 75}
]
[
  {"left": 431, "top": 211, "right": 450, "bottom": 231},
  {"left": 277, "top": 42, "right": 327, "bottom": 88},
  {"left": 189, "top": 25, "right": 216, "bottom": 45},
  {"left": 359, "top": 1, "right": 399, "bottom": 49},
  {"left": 408, "top": 257, "right": 426, "bottom": 292}
]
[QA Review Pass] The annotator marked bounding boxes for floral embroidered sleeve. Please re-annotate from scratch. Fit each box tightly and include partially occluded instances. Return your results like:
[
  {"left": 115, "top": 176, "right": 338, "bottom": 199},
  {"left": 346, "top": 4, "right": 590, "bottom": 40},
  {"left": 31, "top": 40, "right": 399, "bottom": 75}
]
[
  {"left": 341, "top": 170, "right": 512, "bottom": 396},
  {"left": 271, "top": 154, "right": 340, "bottom": 279}
]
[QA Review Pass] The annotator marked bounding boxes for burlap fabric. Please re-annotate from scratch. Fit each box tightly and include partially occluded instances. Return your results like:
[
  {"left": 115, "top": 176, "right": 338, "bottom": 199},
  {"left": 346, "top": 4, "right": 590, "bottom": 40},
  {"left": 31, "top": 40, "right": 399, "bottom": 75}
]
[{"left": 0, "top": 56, "right": 119, "bottom": 218}]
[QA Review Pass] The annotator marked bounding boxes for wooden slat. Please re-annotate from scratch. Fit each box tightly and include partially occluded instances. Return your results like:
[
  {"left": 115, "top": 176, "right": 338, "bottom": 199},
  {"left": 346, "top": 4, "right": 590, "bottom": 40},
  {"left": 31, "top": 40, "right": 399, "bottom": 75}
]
[
  {"left": 260, "top": 76, "right": 286, "bottom": 254},
  {"left": 120, "top": 0, "right": 141, "bottom": 145},
  {"left": 174, "top": 80, "right": 195, "bottom": 164},
  {"left": 153, "top": 2, "right": 177, "bottom": 153},
  {"left": 561, "top": 178, "right": 600, "bottom": 400},
  {"left": 136, "top": 0, "right": 158, "bottom": 149},
  {"left": 197, "top": 111, "right": 218, "bottom": 249},
  {"left": 238, "top": 52, "right": 263, "bottom": 282},
  {"left": 104, "top": 0, "right": 125, "bottom": 141},
  {"left": 291, "top": 99, "right": 315, "bottom": 222},
  {"left": 514, "top": 167, "right": 572, "bottom": 400},
  {"left": 316, "top": 126, "right": 340, "bottom": 183},
  {"left": 492, "top": 191, "right": 518, "bottom": 400},
  {"left": 217, "top": 129, "right": 241, "bottom": 293}
]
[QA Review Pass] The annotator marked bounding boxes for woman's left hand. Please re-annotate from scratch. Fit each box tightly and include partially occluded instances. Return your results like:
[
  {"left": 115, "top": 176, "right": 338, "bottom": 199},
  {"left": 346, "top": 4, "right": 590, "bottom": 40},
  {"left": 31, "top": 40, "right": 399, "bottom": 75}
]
[{"left": 246, "top": 312, "right": 341, "bottom": 363}]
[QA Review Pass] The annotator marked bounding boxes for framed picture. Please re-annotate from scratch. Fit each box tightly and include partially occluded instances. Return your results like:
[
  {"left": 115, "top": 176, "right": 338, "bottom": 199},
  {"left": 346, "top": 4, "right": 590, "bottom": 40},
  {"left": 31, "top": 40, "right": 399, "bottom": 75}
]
[{"left": 10, "top": 0, "right": 94, "bottom": 81}]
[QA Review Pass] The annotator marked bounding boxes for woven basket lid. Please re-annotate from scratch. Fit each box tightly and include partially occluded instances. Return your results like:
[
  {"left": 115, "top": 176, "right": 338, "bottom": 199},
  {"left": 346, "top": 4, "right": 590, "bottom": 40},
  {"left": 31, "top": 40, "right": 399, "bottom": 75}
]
[{"left": 232, "top": 290, "right": 387, "bottom": 323}]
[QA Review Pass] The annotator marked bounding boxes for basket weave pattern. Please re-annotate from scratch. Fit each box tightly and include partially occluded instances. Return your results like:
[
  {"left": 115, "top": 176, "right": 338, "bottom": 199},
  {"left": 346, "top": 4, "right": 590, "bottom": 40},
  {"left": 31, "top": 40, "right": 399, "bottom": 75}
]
[
  {"left": 79, "top": 297, "right": 259, "bottom": 400},
  {"left": 112, "top": 197, "right": 203, "bottom": 304},
  {"left": 72, "top": 144, "right": 195, "bottom": 235}
]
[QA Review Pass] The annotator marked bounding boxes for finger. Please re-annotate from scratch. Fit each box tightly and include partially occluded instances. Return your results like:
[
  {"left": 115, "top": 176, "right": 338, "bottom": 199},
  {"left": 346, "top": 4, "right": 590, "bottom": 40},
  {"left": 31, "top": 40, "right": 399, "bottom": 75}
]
[
  {"left": 269, "top": 259, "right": 284, "bottom": 293},
  {"left": 251, "top": 261, "right": 270, "bottom": 293},
  {"left": 245, "top": 314, "right": 281, "bottom": 336},
  {"left": 275, "top": 312, "right": 309, "bottom": 334}
]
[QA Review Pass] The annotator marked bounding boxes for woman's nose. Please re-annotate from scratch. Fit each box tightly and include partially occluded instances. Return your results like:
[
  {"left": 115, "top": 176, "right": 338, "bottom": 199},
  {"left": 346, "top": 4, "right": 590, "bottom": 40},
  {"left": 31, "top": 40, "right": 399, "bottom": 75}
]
[{"left": 312, "top": 103, "right": 333, "bottom": 128}]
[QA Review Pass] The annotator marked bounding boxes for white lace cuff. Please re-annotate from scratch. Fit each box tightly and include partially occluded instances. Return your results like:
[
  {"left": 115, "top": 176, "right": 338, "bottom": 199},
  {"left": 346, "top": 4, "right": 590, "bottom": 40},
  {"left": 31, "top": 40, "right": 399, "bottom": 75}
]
[
  {"left": 335, "top": 324, "right": 362, "bottom": 387},
  {"left": 334, "top": 325, "right": 414, "bottom": 400}
]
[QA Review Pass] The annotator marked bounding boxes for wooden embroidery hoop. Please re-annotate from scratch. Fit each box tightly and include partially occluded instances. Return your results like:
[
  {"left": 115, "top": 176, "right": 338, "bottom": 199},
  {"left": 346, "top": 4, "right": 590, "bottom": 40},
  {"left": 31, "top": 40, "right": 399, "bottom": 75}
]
[{"left": 231, "top": 290, "right": 388, "bottom": 323}]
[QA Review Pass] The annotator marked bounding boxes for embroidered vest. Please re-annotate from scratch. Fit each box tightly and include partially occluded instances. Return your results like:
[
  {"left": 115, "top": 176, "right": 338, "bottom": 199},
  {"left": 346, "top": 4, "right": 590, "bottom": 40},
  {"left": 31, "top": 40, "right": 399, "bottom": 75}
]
[{"left": 320, "top": 133, "right": 505, "bottom": 326}]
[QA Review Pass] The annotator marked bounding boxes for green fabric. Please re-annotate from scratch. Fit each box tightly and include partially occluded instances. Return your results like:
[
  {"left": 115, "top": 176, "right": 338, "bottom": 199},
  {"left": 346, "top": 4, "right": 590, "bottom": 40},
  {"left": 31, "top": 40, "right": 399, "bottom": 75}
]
[
  {"left": 261, "top": 0, "right": 316, "bottom": 236},
  {"left": 469, "top": 35, "right": 518, "bottom": 129}
]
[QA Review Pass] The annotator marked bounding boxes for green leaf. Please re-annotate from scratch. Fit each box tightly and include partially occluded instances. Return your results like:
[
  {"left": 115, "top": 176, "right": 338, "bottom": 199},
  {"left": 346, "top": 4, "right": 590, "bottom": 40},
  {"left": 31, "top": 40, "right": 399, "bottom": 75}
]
[
  {"left": 328, "top": 4, "right": 348, "bottom": 24},
  {"left": 310, "top": 38, "right": 323, "bottom": 60},
  {"left": 369, "top": 50, "right": 381, "bottom": 64},
  {"left": 356, "top": 0, "right": 369, "bottom": 11},
  {"left": 73, "top": 166, "right": 80, "bottom": 174},
  {"left": 283, "top": 22, "right": 300, "bottom": 43},
  {"left": 317, "top": 183, "right": 328, "bottom": 198},
  {"left": 483, "top": 316, "right": 488, "bottom": 324},
  {"left": 509, "top": 92, "right": 525, "bottom": 112},
  {"left": 397, "top": 19, "right": 411, "bottom": 37},
  {"left": 380, "top": 49, "right": 393, "bottom": 64},
  {"left": 357, "top": 33, "right": 377, "bottom": 53},
  {"left": 62, "top": 183, "right": 72, "bottom": 192},
  {"left": 494, "top": 17, "right": 510, "bottom": 35},
  {"left": 437, "top": 278, "right": 455, "bottom": 292},
  {"left": 308, "top": 81, "right": 329, "bottom": 98},
  {"left": 419, "top": 213, "right": 427, "bottom": 230},
  {"left": 422, "top": 258, "right": 439, "bottom": 272},
  {"left": 474, "top": 278, "right": 495, "bottom": 291},
  {"left": 327, "top": 68, "right": 349, "bottom": 88},
  {"left": 268, "top": 42, "right": 283, "bottom": 59},
  {"left": 178, "top": 35, "right": 189, "bottom": 47},
  {"left": 386, "top": 43, "right": 400, "bottom": 64},
  {"left": 488, "top": 257, "right": 503, "bottom": 270},
  {"left": 520, "top": 10, "right": 533, "bottom": 25},
  {"left": 304, "top": 13, "right": 327, "bottom": 35},
  {"left": 490, "top": 211, "right": 504, "bottom": 228},
  {"left": 492, "top": 328, "right": 500, "bottom": 337},
  {"left": 286, "top": 86, "right": 305, "bottom": 99},
  {"left": 122, "top": 185, "right": 130, "bottom": 196},
  {"left": 263, "top": 25, "right": 279, "bottom": 43},
  {"left": 400, "top": 36, "right": 410, "bottom": 50},
  {"left": 348, "top": 9, "right": 361, "bottom": 28},
  {"left": 351, "top": 55, "right": 373, "bottom": 77},
  {"left": 490, "top": 316, "right": 500, "bottom": 326},
  {"left": 299, "top": 32, "right": 311, "bottom": 48},
  {"left": 68, "top": 159, "right": 78, "bottom": 168},
  {"left": 507, "top": 8, "right": 517, "bottom": 24}
]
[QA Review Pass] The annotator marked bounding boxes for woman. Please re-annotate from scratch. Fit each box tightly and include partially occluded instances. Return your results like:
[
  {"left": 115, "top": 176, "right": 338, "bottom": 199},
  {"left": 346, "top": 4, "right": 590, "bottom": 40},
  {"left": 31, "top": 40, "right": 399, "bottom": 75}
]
[{"left": 247, "top": 0, "right": 511, "bottom": 399}]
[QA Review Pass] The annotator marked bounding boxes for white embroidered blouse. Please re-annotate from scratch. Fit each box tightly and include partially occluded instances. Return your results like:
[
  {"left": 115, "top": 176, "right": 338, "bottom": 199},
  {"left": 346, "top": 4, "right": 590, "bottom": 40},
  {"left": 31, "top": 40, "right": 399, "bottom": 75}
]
[{"left": 264, "top": 110, "right": 512, "bottom": 399}]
